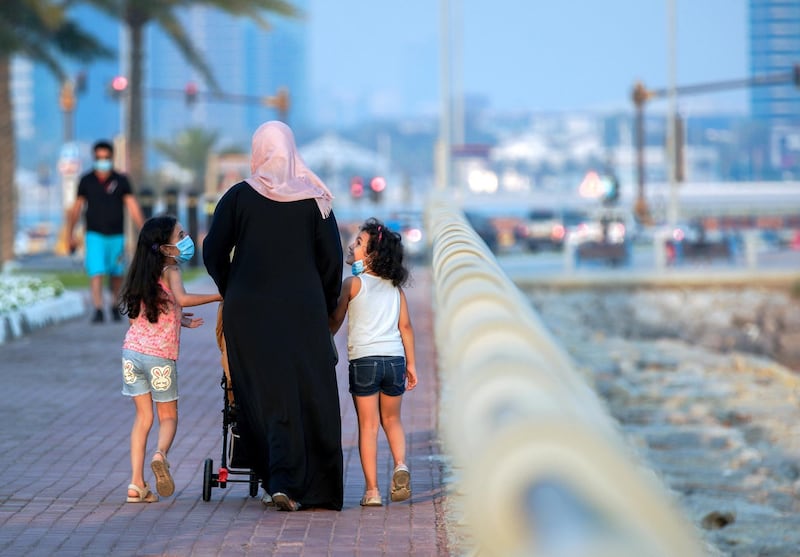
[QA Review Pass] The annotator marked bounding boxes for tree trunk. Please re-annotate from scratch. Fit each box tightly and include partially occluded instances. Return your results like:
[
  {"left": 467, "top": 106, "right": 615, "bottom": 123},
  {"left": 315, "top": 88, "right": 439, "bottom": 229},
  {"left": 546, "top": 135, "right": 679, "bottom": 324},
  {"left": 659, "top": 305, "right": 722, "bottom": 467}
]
[
  {"left": 127, "top": 22, "right": 144, "bottom": 191},
  {"left": 0, "top": 56, "right": 17, "bottom": 266}
]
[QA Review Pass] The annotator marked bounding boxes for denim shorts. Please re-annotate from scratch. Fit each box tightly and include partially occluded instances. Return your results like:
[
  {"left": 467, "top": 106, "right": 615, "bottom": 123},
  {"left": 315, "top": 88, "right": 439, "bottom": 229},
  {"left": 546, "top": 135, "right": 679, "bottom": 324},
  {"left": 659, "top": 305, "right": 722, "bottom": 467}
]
[
  {"left": 348, "top": 355, "right": 406, "bottom": 397},
  {"left": 121, "top": 348, "right": 179, "bottom": 402}
]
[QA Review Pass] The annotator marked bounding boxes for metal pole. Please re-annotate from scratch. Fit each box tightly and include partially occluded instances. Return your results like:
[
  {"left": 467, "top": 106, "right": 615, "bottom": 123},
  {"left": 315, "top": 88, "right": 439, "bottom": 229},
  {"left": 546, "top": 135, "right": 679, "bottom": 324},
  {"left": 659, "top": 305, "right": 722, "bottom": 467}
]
[
  {"left": 437, "top": 0, "right": 451, "bottom": 191},
  {"left": 666, "top": 0, "right": 679, "bottom": 226},
  {"left": 632, "top": 83, "right": 648, "bottom": 223}
]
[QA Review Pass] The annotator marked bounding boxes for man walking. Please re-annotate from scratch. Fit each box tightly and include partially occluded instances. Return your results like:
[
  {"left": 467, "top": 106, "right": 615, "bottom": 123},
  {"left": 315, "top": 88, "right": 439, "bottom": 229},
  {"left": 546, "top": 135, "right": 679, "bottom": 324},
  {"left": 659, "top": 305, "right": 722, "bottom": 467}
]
[{"left": 67, "top": 140, "right": 145, "bottom": 323}]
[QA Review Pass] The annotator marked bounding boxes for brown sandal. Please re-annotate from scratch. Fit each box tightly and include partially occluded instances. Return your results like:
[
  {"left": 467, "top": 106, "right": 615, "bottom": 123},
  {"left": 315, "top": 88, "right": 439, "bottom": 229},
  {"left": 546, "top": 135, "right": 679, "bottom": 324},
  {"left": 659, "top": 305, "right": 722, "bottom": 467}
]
[{"left": 150, "top": 450, "right": 175, "bottom": 497}]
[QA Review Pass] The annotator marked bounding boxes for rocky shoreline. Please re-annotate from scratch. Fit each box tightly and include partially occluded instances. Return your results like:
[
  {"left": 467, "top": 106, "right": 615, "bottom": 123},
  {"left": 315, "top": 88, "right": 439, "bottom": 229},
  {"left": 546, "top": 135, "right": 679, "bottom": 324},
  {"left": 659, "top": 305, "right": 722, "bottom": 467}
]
[{"left": 522, "top": 286, "right": 800, "bottom": 556}]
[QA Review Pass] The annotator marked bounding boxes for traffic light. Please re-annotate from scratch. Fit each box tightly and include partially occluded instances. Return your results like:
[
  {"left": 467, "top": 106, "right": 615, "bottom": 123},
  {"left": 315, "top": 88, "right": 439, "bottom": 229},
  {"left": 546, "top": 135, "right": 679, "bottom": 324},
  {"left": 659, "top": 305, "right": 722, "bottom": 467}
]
[
  {"left": 603, "top": 174, "right": 619, "bottom": 205},
  {"left": 369, "top": 176, "right": 386, "bottom": 203},
  {"left": 350, "top": 176, "right": 364, "bottom": 200},
  {"left": 794, "top": 63, "right": 800, "bottom": 89},
  {"left": 75, "top": 71, "right": 87, "bottom": 94},
  {"left": 109, "top": 76, "right": 128, "bottom": 100},
  {"left": 185, "top": 82, "right": 198, "bottom": 106}
]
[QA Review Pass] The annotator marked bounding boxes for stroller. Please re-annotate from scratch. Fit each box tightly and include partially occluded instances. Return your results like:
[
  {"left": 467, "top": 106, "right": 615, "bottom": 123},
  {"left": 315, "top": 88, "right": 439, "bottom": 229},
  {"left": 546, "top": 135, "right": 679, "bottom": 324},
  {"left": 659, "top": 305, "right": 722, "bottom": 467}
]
[{"left": 201, "top": 303, "right": 260, "bottom": 501}]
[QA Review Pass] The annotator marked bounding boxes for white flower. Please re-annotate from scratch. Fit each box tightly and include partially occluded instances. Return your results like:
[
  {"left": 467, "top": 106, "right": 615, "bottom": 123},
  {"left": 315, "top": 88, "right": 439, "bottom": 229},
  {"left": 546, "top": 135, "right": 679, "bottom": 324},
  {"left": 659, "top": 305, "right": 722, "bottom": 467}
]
[{"left": 0, "top": 275, "right": 65, "bottom": 315}]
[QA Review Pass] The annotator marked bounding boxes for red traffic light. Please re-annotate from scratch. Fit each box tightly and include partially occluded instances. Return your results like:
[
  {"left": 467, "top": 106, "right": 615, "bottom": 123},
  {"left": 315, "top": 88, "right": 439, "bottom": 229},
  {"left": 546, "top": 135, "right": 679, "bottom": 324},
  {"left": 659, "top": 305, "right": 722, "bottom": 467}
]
[
  {"left": 111, "top": 76, "right": 128, "bottom": 92},
  {"left": 350, "top": 176, "right": 364, "bottom": 198},
  {"left": 185, "top": 81, "right": 198, "bottom": 105},
  {"left": 370, "top": 176, "right": 386, "bottom": 192}
]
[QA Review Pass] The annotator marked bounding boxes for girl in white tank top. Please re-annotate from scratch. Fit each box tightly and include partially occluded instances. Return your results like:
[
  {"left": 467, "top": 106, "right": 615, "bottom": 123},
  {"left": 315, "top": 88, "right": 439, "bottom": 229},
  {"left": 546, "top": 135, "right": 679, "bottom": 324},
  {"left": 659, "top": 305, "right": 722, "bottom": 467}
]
[{"left": 329, "top": 218, "right": 418, "bottom": 506}]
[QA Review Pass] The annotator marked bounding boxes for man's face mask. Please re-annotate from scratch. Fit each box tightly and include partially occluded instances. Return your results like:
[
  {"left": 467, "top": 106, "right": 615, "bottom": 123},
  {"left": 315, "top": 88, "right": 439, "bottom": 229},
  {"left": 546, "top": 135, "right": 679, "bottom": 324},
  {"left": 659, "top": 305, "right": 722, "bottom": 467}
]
[{"left": 94, "top": 159, "right": 113, "bottom": 173}]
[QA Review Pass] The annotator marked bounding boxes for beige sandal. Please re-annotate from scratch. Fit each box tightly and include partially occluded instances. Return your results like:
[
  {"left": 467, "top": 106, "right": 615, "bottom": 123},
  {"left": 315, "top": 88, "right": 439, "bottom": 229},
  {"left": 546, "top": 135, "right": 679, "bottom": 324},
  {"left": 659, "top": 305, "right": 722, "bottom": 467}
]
[
  {"left": 150, "top": 450, "right": 175, "bottom": 497},
  {"left": 360, "top": 488, "right": 383, "bottom": 507},
  {"left": 126, "top": 482, "right": 158, "bottom": 503},
  {"left": 390, "top": 464, "right": 411, "bottom": 502}
]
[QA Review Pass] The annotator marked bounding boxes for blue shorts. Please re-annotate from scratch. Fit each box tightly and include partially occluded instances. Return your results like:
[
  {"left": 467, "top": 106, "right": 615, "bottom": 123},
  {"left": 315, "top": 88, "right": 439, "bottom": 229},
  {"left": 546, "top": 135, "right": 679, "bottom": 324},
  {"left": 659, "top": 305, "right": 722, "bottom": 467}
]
[
  {"left": 348, "top": 355, "right": 406, "bottom": 397},
  {"left": 85, "top": 231, "right": 125, "bottom": 277},
  {"left": 121, "top": 349, "right": 179, "bottom": 402}
]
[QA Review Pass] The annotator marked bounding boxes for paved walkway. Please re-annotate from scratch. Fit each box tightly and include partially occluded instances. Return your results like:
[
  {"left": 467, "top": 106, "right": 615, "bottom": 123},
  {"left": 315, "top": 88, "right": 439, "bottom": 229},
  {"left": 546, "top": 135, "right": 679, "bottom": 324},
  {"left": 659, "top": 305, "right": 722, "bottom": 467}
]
[{"left": 0, "top": 266, "right": 448, "bottom": 556}]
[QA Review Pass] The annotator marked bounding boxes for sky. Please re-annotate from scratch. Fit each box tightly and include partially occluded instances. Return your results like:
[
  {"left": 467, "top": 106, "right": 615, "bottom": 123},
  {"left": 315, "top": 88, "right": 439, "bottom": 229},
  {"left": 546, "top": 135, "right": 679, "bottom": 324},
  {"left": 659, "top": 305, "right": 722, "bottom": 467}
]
[{"left": 307, "top": 0, "right": 749, "bottom": 124}]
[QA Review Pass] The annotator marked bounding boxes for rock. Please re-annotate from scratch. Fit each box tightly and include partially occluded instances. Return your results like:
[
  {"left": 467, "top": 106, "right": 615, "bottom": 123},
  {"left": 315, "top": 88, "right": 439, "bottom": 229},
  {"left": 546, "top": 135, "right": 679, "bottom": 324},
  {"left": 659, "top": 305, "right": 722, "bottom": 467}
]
[{"left": 701, "top": 510, "right": 736, "bottom": 530}]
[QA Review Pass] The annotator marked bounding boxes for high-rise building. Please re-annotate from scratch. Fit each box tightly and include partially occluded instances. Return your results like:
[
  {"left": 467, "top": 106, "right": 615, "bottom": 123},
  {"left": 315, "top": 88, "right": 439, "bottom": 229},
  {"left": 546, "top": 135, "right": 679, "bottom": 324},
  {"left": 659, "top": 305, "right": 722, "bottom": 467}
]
[
  {"left": 748, "top": 0, "right": 800, "bottom": 175},
  {"left": 146, "top": 2, "right": 311, "bottom": 162},
  {"left": 14, "top": 3, "right": 310, "bottom": 174}
]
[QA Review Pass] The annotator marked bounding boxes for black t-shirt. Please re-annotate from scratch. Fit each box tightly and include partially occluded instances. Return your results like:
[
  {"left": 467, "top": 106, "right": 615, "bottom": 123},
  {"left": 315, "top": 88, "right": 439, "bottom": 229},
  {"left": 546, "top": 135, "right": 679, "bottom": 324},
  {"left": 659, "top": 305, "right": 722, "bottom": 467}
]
[{"left": 76, "top": 170, "right": 133, "bottom": 235}]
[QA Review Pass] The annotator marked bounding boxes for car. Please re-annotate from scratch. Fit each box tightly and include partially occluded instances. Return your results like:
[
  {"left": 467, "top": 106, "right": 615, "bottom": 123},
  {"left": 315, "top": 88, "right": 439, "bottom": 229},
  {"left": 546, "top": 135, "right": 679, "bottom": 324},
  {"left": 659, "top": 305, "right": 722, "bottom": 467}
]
[
  {"left": 515, "top": 208, "right": 590, "bottom": 251},
  {"left": 568, "top": 209, "right": 631, "bottom": 266},
  {"left": 386, "top": 211, "right": 427, "bottom": 262},
  {"left": 464, "top": 211, "right": 500, "bottom": 253},
  {"left": 664, "top": 221, "right": 739, "bottom": 265}
]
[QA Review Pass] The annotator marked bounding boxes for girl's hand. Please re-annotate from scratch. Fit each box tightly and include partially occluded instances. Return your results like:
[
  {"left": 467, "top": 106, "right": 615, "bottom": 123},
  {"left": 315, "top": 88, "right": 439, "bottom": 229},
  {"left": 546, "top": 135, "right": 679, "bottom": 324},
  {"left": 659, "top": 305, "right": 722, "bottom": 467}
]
[
  {"left": 181, "top": 312, "right": 204, "bottom": 328},
  {"left": 405, "top": 364, "right": 418, "bottom": 391}
]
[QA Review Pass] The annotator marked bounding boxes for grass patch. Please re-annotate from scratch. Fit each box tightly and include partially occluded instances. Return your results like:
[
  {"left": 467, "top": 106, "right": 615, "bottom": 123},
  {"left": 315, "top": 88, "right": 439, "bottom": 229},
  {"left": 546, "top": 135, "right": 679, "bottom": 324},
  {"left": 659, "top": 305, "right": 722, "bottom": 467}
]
[{"left": 14, "top": 266, "right": 210, "bottom": 291}]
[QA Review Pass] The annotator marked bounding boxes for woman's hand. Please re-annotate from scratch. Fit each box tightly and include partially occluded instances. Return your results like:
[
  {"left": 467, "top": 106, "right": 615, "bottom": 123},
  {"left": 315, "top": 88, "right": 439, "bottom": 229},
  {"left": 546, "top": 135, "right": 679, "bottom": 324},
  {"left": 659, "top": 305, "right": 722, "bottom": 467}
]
[{"left": 181, "top": 312, "right": 204, "bottom": 328}]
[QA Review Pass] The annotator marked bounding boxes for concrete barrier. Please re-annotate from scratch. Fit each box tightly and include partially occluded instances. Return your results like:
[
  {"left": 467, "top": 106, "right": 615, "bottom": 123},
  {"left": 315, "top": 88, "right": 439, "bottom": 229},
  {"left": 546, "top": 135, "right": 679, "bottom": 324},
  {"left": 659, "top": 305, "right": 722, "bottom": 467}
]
[{"left": 426, "top": 199, "right": 704, "bottom": 557}]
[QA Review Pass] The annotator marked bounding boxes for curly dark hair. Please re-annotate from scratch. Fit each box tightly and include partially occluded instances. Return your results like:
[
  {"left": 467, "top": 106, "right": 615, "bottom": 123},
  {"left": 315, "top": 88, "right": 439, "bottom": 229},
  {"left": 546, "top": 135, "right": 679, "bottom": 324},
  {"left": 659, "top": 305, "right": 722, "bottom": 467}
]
[
  {"left": 117, "top": 214, "right": 176, "bottom": 323},
  {"left": 362, "top": 217, "right": 409, "bottom": 287}
]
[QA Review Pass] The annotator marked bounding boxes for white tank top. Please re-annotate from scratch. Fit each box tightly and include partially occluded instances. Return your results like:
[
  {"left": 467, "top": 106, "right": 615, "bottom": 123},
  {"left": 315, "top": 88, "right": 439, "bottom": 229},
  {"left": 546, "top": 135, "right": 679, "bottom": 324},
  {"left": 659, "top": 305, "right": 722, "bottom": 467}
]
[{"left": 347, "top": 273, "right": 405, "bottom": 360}]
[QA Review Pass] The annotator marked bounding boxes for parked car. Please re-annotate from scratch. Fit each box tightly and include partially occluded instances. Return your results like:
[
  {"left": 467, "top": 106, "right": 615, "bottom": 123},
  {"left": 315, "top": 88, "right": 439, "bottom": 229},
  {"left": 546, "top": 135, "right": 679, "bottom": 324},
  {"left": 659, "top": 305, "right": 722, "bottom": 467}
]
[{"left": 515, "top": 208, "right": 590, "bottom": 251}]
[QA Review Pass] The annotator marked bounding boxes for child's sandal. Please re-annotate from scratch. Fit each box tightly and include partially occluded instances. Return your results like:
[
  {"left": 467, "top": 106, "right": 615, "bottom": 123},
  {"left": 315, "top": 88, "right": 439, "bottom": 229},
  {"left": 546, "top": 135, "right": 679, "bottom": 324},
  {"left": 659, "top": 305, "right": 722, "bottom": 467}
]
[
  {"left": 126, "top": 482, "right": 158, "bottom": 503},
  {"left": 150, "top": 450, "right": 175, "bottom": 497}
]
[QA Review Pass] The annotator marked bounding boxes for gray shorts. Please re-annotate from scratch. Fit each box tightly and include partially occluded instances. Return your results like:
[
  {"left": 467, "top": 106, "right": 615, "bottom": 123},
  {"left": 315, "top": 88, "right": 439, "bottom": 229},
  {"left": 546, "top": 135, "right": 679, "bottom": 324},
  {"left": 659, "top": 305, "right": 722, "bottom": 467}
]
[{"left": 121, "top": 348, "right": 179, "bottom": 402}]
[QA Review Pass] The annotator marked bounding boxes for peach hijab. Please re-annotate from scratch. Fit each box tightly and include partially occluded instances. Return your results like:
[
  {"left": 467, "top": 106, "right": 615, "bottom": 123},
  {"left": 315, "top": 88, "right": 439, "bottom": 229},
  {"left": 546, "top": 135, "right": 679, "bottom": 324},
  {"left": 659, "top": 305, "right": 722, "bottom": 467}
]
[{"left": 245, "top": 121, "right": 334, "bottom": 218}]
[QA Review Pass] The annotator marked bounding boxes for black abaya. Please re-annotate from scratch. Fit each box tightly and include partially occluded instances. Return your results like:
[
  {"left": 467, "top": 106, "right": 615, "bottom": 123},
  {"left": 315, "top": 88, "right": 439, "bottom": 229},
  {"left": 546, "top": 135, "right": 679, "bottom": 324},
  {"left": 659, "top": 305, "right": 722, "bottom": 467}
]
[{"left": 203, "top": 182, "right": 344, "bottom": 510}]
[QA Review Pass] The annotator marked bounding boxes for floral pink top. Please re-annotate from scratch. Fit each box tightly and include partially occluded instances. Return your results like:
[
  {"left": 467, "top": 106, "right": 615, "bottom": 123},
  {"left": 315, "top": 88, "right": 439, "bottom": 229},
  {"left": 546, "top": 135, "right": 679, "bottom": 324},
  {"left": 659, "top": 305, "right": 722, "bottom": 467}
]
[{"left": 123, "top": 279, "right": 181, "bottom": 360}]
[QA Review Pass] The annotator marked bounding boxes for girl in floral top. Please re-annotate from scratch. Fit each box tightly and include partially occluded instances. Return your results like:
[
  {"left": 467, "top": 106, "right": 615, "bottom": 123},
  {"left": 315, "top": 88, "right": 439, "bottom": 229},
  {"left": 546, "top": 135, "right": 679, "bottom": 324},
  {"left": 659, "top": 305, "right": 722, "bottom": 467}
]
[{"left": 118, "top": 214, "right": 222, "bottom": 503}]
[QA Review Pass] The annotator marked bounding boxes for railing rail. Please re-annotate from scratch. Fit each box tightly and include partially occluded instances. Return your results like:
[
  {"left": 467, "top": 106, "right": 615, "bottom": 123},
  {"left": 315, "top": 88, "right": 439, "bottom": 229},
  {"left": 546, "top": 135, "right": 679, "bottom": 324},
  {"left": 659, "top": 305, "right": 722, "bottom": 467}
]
[{"left": 426, "top": 200, "right": 704, "bottom": 557}]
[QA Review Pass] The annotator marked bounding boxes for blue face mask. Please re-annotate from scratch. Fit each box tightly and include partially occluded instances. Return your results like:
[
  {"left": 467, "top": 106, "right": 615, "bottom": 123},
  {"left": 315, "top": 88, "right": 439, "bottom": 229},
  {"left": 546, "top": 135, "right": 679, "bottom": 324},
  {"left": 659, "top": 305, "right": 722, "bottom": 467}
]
[
  {"left": 168, "top": 236, "right": 195, "bottom": 264},
  {"left": 94, "top": 159, "right": 113, "bottom": 173},
  {"left": 351, "top": 259, "right": 364, "bottom": 276}
]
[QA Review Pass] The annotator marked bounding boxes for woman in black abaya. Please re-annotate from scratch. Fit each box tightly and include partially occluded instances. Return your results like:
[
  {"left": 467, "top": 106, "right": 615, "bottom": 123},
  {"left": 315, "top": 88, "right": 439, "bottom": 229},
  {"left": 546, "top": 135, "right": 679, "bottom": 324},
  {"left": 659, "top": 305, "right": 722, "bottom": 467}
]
[{"left": 203, "top": 121, "right": 343, "bottom": 511}]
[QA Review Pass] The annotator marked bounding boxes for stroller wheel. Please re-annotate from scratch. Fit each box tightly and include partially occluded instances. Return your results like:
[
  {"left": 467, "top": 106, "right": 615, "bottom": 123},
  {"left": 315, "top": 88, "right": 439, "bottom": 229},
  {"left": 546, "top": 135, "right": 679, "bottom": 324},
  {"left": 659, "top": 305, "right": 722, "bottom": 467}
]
[
  {"left": 249, "top": 471, "right": 259, "bottom": 498},
  {"left": 202, "top": 458, "right": 214, "bottom": 501}
]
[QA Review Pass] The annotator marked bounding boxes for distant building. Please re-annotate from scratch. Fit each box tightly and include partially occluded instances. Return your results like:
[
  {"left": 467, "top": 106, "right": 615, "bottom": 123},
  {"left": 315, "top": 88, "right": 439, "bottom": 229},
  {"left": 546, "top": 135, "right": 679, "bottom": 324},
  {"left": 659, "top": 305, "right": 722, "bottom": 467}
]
[
  {"left": 748, "top": 0, "right": 800, "bottom": 176},
  {"left": 147, "top": 1, "right": 312, "bottom": 157},
  {"left": 13, "top": 3, "right": 310, "bottom": 174}
]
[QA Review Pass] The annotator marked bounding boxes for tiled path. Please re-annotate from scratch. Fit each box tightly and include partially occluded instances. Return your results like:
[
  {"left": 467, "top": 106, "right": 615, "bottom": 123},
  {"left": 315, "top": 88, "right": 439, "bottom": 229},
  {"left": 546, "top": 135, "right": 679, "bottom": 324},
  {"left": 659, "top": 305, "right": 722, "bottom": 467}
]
[{"left": 0, "top": 266, "right": 448, "bottom": 556}]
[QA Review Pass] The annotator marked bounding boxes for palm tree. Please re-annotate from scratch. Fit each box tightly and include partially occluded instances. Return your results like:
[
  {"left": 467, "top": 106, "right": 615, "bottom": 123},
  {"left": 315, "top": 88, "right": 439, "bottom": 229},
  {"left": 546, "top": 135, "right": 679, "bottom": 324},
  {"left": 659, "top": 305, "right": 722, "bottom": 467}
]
[
  {"left": 87, "top": 0, "right": 298, "bottom": 194},
  {"left": 0, "top": 0, "right": 112, "bottom": 265},
  {"left": 153, "top": 126, "right": 220, "bottom": 192}
]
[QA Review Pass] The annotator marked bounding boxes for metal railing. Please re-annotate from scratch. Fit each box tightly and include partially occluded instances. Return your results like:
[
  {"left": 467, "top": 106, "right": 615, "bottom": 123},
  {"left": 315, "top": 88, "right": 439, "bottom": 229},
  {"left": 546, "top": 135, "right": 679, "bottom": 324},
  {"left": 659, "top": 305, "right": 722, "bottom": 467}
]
[{"left": 426, "top": 200, "right": 705, "bottom": 557}]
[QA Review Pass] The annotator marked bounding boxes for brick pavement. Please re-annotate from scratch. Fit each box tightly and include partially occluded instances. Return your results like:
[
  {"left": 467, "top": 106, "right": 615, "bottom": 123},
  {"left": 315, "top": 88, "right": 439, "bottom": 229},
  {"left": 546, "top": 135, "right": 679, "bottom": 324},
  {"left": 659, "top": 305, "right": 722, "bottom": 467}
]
[{"left": 0, "top": 265, "right": 449, "bottom": 556}]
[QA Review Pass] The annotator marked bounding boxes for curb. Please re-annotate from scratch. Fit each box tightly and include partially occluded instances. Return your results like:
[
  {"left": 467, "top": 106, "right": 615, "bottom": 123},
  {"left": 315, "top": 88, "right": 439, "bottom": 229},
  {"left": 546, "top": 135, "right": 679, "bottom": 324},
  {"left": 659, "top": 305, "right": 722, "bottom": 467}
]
[{"left": 0, "top": 290, "right": 86, "bottom": 344}]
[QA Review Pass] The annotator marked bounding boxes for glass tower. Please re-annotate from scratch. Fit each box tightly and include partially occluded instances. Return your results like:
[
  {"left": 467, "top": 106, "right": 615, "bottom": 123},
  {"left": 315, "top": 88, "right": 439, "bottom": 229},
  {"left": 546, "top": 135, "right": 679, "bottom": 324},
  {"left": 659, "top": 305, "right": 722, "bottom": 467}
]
[
  {"left": 748, "top": 0, "right": 800, "bottom": 174},
  {"left": 146, "top": 2, "right": 311, "bottom": 161}
]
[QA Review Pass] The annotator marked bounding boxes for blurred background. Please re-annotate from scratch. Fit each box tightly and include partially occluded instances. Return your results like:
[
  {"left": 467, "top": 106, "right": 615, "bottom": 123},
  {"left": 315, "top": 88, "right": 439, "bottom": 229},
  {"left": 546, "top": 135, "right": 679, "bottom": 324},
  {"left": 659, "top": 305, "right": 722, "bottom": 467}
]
[{"left": 3, "top": 0, "right": 799, "bottom": 266}]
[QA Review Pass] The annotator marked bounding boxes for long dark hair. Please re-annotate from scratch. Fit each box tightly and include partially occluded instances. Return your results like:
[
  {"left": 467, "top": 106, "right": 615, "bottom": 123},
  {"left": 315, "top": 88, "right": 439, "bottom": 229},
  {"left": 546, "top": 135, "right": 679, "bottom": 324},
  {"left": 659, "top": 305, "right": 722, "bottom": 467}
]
[
  {"left": 362, "top": 217, "right": 409, "bottom": 287},
  {"left": 118, "top": 214, "right": 176, "bottom": 322}
]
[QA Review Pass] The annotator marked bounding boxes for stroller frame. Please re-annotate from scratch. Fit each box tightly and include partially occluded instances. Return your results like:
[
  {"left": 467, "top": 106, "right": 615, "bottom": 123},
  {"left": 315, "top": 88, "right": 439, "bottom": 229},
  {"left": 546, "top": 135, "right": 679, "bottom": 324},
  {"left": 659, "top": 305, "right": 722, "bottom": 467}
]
[{"left": 202, "top": 372, "right": 260, "bottom": 501}]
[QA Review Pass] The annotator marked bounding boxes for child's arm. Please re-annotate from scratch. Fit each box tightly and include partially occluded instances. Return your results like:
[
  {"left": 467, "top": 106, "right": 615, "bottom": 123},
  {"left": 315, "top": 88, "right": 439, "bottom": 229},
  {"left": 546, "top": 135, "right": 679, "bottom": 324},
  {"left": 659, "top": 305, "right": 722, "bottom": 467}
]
[
  {"left": 329, "top": 276, "right": 360, "bottom": 334},
  {"left": 164, "top": 265, "right": 223, "bottom": 308},
  {"left": 398, "top": 288, "right": 417, "bottom": 390}
]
